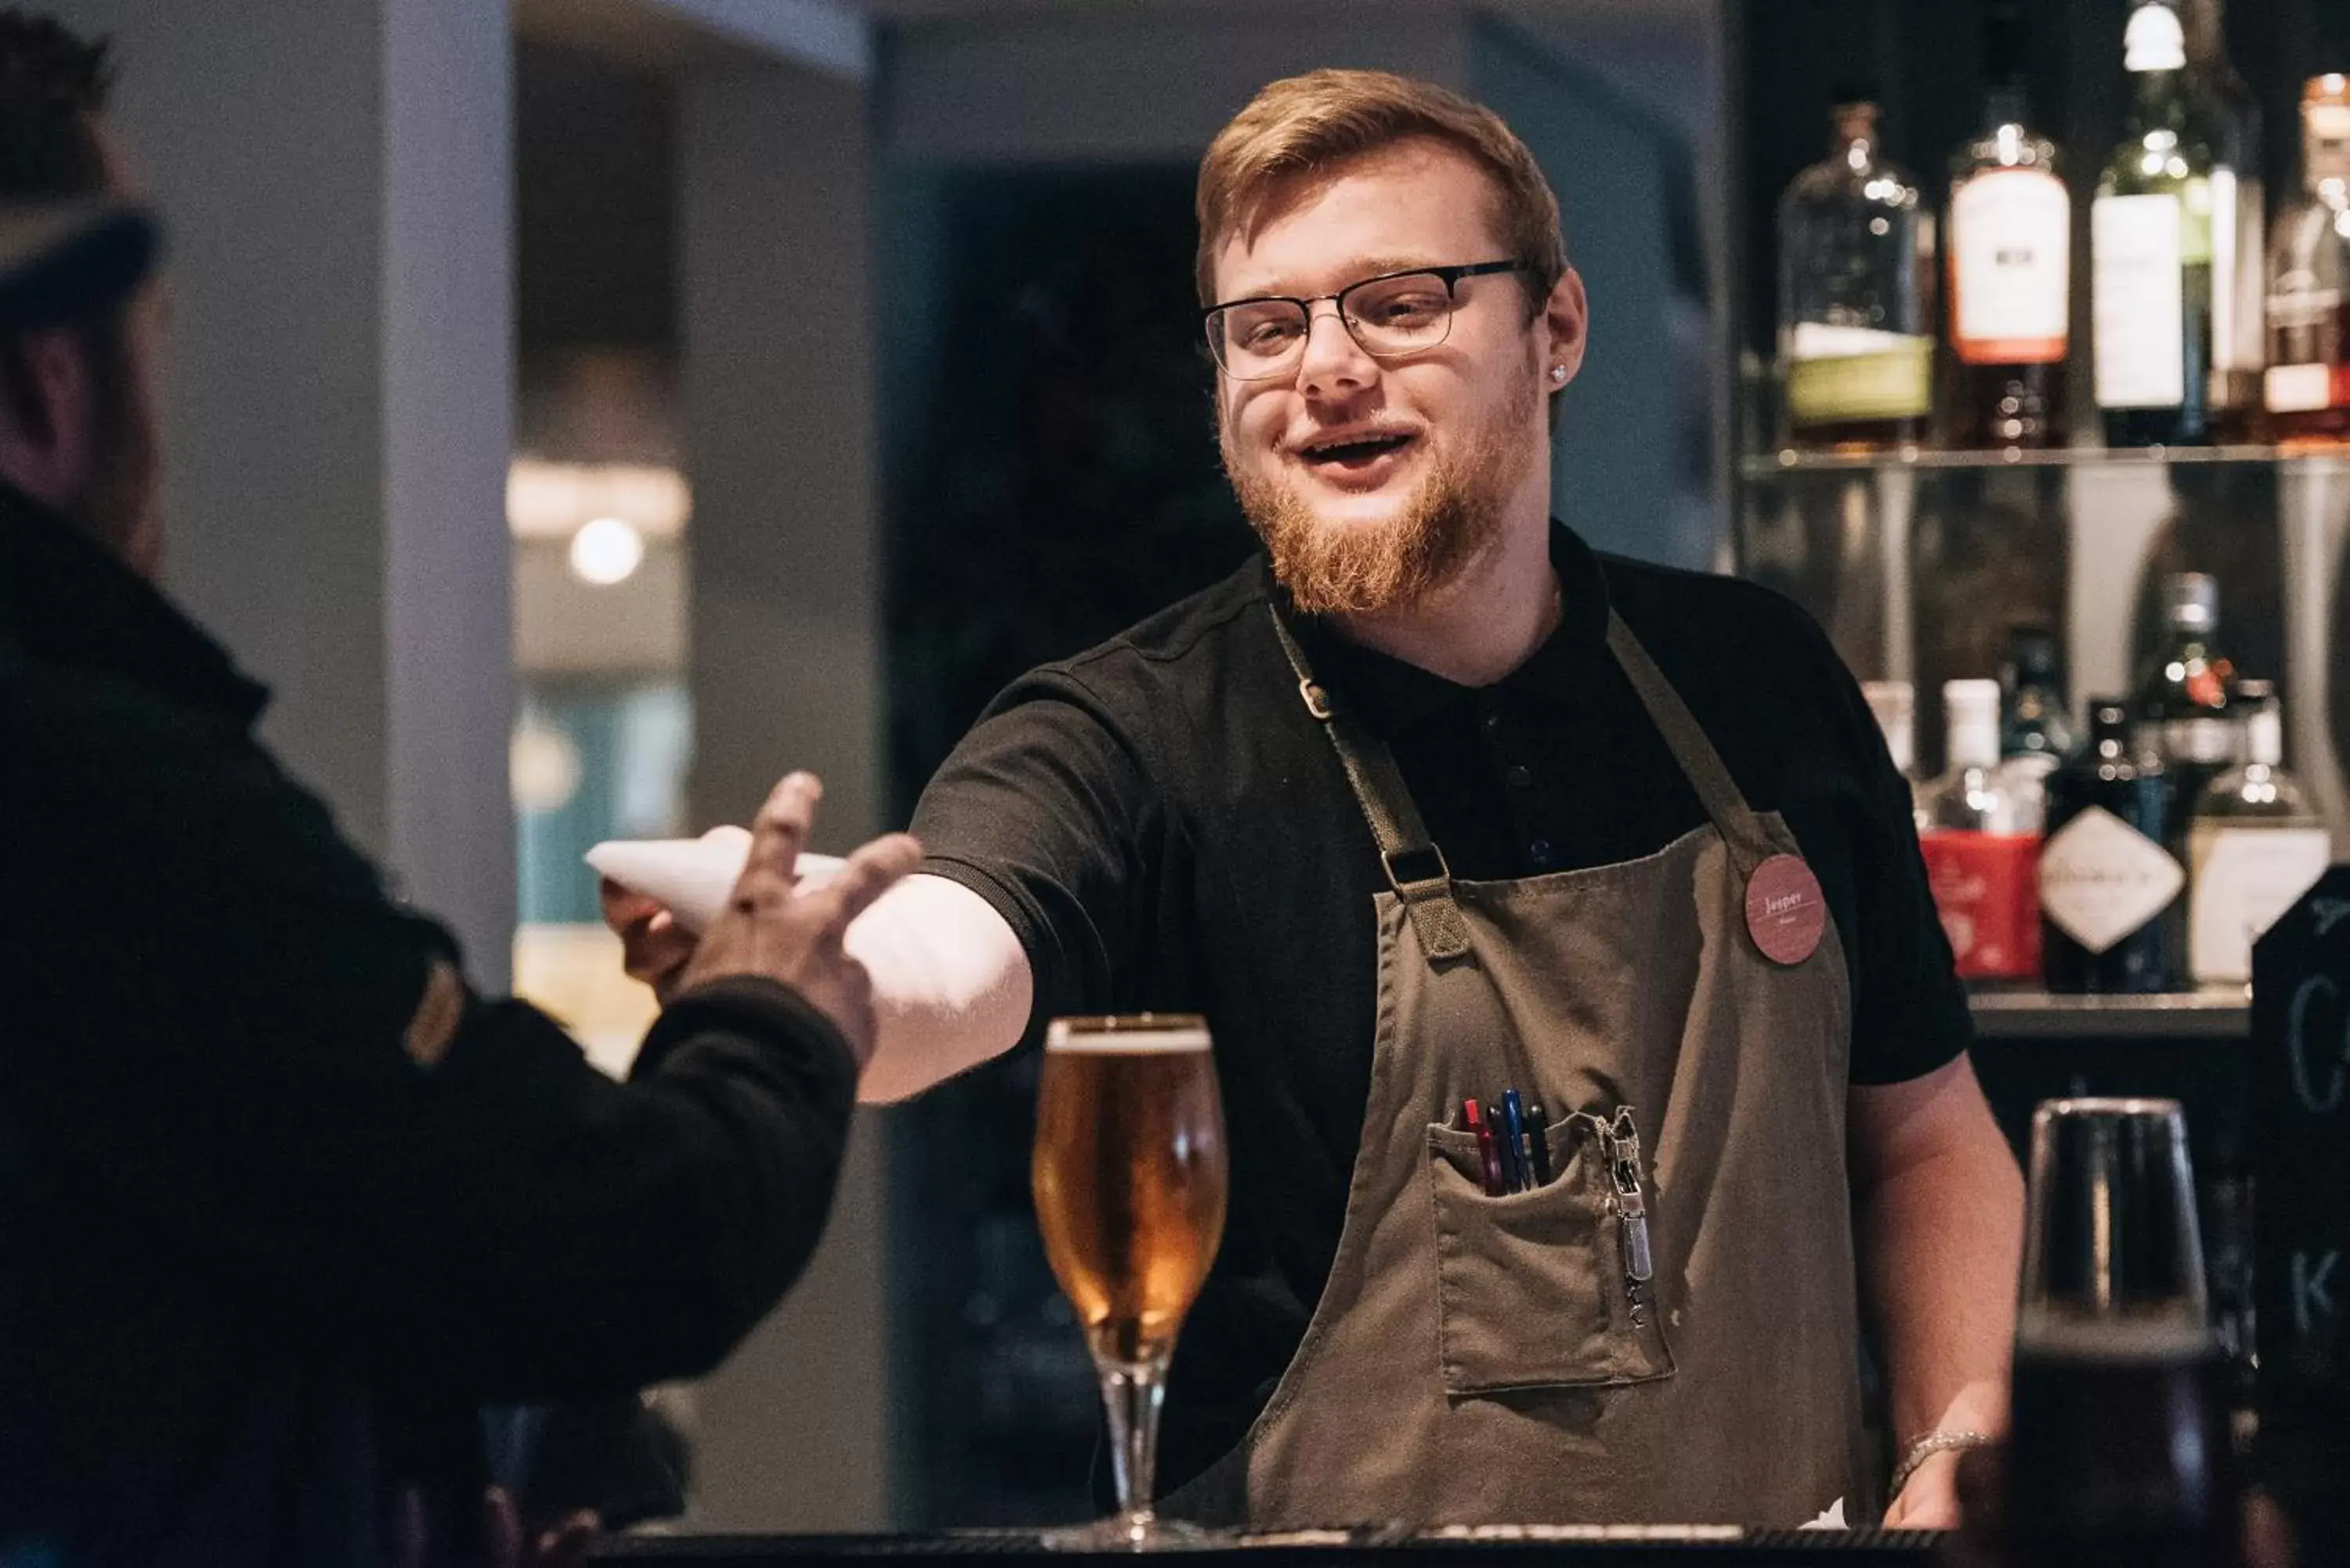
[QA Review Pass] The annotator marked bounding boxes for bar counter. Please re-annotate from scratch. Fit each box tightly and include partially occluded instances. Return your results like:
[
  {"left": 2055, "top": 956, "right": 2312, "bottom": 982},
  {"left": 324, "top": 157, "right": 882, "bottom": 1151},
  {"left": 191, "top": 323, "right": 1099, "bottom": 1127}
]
[{"left": 591, "top": 1528, "right": 1940, "bottom": 1566}]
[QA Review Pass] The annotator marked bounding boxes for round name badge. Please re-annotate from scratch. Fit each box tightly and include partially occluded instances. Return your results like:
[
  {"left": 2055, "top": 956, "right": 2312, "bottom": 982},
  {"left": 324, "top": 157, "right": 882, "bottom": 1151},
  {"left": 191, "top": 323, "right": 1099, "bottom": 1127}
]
[{"left": 1745, "top": 854, "right": 1827, "bottom": 966}]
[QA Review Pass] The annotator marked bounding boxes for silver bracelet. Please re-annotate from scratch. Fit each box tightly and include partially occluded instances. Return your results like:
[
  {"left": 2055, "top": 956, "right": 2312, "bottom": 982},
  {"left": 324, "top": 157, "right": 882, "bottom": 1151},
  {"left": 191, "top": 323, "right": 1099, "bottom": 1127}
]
[{"left": 1888, "top": 1429, "right": 1997, "bottom": 1498}]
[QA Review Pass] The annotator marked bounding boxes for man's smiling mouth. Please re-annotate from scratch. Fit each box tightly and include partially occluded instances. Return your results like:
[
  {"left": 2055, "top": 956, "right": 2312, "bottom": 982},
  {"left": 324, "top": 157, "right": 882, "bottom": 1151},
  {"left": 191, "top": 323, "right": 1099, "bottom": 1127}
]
[{"left": 1298, "top": 431, "right": 1415, "bottom": 470}]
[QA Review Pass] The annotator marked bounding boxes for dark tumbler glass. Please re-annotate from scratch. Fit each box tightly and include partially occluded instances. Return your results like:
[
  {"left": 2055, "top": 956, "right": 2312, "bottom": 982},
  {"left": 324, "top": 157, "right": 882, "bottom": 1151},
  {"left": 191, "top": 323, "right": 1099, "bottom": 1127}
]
[{"left": 2006, "top": 1098, "right": 2242, "bottom": 1568}]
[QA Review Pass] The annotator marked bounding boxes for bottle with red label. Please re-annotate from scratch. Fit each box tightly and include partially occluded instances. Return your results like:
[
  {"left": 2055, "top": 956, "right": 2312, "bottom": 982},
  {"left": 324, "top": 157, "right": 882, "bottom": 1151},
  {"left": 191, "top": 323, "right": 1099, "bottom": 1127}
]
[
  {"left": 1920, "top": 678, "right": 2044, "bottom": 981},
  {"left": 1944, "top": 0, "right": 2070, "bottom": 448}
]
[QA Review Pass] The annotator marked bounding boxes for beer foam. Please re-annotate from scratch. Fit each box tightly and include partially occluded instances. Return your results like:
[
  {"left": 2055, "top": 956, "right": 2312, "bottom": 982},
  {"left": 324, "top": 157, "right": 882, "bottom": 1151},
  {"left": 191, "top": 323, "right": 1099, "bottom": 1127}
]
[
  {"left": 2016, "top": 1313, "right": 2217, "bottom": 1363},
  {"left": 1046, "top": 1018, "right": 1212, "bottom": 1053}
]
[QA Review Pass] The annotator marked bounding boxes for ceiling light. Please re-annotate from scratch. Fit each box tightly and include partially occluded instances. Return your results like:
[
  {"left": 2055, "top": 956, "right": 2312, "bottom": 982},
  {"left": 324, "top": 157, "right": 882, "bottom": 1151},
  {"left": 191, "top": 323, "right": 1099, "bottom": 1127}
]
[{"left": 569, "top": 516, "right": 646, "bottom": 586}]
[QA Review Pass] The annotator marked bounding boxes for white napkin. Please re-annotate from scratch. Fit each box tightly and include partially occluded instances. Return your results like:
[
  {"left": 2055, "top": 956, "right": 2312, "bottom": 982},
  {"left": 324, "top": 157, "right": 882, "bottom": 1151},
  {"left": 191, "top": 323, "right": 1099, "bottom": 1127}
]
[
  {"left": 1799, "top": 1498, "right": 1848, "bottom": 1530},
  {"left": 585, "top": 827, "right": 841, "bottom": 934}
]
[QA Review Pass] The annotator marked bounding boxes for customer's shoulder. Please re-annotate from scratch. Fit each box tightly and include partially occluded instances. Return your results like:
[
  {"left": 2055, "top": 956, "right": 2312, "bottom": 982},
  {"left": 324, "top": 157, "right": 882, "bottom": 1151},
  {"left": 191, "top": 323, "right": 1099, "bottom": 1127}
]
[{"left": 2, "top": 651, "right": 292, "bottom": 822}]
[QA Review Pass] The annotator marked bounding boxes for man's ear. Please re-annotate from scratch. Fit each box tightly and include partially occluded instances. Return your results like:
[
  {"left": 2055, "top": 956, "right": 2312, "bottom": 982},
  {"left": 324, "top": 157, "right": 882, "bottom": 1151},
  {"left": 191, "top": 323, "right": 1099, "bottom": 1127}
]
[
  {"left": 0, "top": 327, "right": 96, "bottom": 509},
  {"left": 1541, "top": 266, "right": 1589, "bottom": 389}
]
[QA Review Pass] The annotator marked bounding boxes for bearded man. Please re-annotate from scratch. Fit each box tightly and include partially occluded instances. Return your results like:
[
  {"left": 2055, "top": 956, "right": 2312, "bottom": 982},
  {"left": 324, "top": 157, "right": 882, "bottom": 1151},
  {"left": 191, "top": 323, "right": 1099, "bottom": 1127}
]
[{"left": 610, "top": 67, "right": 2023, "bottom": 1533}]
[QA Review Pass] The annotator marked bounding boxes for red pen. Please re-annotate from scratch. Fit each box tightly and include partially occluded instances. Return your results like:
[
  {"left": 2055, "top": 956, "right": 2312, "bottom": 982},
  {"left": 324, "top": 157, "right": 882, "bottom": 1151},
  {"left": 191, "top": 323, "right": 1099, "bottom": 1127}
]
[{"left": 1464, "top": 1098, "right": 1506, "bottom": 1197}]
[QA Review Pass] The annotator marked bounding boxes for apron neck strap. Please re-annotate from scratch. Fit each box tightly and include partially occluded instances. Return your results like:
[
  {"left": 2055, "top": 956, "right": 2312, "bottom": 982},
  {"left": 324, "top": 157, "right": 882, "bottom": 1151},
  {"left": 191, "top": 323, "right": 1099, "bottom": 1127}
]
[
  {"left": 1268, "top": 602, "right": 1784, "bottom": 898},
  {"left": 1603, "top": 610, "right": 1777, "bottom": 872},
  {"left": 1267, "top": 607, "right": 1474, "bottom": 963}
]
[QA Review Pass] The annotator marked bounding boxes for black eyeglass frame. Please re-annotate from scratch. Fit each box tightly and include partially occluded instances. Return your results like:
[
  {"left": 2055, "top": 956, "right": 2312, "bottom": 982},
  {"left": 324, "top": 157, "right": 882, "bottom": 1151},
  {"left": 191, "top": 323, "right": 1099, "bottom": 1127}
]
[{"left": 1200, "top": 258, "right": 1530, "bottom": 379}]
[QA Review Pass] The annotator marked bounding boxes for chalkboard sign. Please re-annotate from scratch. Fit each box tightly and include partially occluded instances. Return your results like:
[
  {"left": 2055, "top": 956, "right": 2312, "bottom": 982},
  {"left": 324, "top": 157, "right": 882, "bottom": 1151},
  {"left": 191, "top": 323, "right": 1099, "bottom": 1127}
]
[{"left": 2251, "top": 864, "right": 2350, "bottom": 1392}]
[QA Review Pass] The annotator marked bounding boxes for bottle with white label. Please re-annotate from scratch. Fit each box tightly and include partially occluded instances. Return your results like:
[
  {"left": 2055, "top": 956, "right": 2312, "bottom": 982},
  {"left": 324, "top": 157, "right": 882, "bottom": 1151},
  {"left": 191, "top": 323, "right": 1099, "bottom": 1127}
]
[
  {"left": 1778, "top": 93, "right": 1933, "bottom": 450},
  {"left": 1922, "top": 679, "right": 2042, "bottom": 981},
  {"left": 2181, "top": 0, "right": 2262, "bottom": 439},
  {"left": 2265, "top": 74, "right": 2350, "bottom": 440},
  {"left": 2188, "top": 681, "right": 2334, "bottom": 984},
  {"left": 2093, "top": 2, "right": 2220, "bottom": 447},
  {"left": 2039, "top": 700, "right": 2190, "bottom": 993},
  {"left": 1861, "top": 679, "right": 1929, "bottom": 834},
  {"left": 1945, "top": 0, "right": 2070, "bottom": 449}
]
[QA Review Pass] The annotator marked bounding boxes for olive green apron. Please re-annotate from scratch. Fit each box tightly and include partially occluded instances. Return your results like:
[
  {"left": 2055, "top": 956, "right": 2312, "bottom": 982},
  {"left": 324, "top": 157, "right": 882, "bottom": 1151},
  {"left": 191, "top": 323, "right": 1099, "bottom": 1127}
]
[{"left": 1166, "top": 605, "right": 1871, "bottom": 1529}]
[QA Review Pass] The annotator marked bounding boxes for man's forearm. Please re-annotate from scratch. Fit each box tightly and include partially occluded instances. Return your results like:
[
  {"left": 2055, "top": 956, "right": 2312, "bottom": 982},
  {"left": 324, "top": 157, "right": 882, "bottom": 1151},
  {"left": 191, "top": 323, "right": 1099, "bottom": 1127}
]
[
  {"left": 1852, "top": 1060, "right": 2025, "bottom": 1444},
  {"left": 844, "top": 872, "right": 1034, "bottom": 1103}
]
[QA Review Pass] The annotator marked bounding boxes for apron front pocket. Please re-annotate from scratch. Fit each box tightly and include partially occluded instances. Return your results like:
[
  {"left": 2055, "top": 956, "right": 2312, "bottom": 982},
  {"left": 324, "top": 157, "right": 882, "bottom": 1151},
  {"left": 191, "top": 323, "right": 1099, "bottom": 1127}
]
[{"left": 1426, "top": 1118, "right": 1676, "bottom": 1396}]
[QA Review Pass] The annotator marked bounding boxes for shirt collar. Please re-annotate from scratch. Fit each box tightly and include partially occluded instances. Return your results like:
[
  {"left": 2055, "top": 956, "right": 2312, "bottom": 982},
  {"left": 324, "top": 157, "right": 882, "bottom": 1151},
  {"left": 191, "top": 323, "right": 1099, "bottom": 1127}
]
[
  {"left": 0, "top": 479, "right": 271, "bottom": 730},
  {"left": 1285, "top": 519, "right": 1613, "bottom": 738}
]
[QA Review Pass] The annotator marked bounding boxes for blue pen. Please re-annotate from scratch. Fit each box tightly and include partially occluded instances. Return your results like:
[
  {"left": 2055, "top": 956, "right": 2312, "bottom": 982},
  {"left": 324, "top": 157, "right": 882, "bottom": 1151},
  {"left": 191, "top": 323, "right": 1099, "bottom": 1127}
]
[
  {"left": 1523, "top": 1101, "right": 1554, "bottom": 1187},
  {"left": 1500, "top": 1090, "right": 1530, "bottom": 1193},
  {"left": 1485, "top": 1100, "right": 1521, "bottom": 1192}
]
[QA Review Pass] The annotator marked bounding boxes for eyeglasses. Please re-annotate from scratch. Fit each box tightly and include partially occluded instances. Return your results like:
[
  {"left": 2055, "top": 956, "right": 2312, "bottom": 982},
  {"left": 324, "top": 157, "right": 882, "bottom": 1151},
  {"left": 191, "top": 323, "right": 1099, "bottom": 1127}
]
[{"left": 1202, "top": 259, "right": 1528, "bottom": 381}]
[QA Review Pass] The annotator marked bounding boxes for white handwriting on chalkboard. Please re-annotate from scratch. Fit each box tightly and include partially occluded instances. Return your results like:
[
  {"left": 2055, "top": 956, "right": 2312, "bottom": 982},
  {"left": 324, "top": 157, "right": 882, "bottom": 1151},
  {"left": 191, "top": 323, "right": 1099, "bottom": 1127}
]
[
  {"left": 2313, "top": 898, "right": 2350, "bottom": 937},
  {"left": 2288, "top": 975, "right": 2349, "bottom": 1116},
  {"left": 2294, "top": 1250, "right": 2340, "bottom": 1337}
]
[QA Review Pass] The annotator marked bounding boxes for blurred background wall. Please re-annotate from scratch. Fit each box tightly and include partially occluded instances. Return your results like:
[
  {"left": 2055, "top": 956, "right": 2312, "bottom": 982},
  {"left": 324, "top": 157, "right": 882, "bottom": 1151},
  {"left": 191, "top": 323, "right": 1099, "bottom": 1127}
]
[{"left": 67, "top": 0, "right": 1723, "bottom": 1534}]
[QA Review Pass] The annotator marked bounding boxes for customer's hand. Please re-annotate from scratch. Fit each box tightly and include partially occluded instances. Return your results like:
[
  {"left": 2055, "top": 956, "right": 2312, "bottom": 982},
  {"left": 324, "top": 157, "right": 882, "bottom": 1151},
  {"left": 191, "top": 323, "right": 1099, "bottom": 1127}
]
[
  {"left": 601, "top": 876, "right": 697, "bottom": 1006},
  {"left": 667, "top": 771, "right": 920, "bottom": 1068}
]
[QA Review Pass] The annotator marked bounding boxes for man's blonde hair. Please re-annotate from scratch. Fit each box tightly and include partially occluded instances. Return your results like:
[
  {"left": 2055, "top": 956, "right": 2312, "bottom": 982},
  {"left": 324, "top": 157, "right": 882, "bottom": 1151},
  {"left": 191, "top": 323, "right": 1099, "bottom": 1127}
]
[{"left": 1195, "top": 68, "right": 1567, "bottom": 309}]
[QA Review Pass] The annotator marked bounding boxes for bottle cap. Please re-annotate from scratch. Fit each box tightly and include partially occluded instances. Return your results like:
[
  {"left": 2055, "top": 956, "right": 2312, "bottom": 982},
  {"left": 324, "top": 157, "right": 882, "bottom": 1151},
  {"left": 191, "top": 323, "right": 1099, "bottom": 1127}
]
[
  {"left": 2006, "top": 624, "right": 2063, "bottom": 681},
  {"left": 2238, "top": 679, "right": 2283, "bottom": 766},
  {"left": 1943, "top": 678, "right": 2003, "bottom": 768},
  {"left": 1863, "top": 680, "right": 1915, "bottom": 727},
  {"left": 2163, "top": 571, "right": 2218, "bottom": 632},
  {"left": 1943, "top": 677, "right": 2003, "bottom": 718},
  {"left": 2125, "top": 4, "right": 2186, "bottom": 72},
  {"left": 1864, "top": 681, "right": 1917, "bottom": 773}
]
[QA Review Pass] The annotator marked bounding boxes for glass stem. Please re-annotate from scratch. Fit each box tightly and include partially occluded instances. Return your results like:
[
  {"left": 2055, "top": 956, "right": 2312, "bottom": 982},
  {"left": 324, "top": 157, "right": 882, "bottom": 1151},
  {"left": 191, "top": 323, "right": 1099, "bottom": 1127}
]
[{"left": 1097, "top": 1353, "right": 1168, "bottom": 1537}]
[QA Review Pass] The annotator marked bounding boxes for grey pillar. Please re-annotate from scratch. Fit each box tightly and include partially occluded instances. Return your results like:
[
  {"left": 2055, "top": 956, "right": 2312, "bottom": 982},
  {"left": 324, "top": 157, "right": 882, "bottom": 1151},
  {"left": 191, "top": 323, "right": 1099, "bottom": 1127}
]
[
  {"left": 63, "top": 0, "right": 517, "bottom": 985},
  {"left": 680, "top": 62, "right": 892, "bottom": 1531}
]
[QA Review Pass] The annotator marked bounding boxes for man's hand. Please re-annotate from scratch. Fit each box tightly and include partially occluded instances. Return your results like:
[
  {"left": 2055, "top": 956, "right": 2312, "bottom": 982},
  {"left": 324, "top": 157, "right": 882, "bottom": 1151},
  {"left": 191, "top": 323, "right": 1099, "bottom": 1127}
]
[
  {"left": 612, "top": 772, "right": 922, "bottom": 1068},
  {"left": 1883, "top": 1447, "right": 1963, "bottom": 1530}
]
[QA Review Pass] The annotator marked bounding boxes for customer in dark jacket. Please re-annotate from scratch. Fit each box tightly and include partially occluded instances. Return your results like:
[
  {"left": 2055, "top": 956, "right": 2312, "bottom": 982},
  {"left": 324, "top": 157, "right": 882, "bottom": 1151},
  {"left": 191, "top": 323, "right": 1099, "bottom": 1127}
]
[{"left": 0, "top": 15, "right": 918, "bottom": 1566}]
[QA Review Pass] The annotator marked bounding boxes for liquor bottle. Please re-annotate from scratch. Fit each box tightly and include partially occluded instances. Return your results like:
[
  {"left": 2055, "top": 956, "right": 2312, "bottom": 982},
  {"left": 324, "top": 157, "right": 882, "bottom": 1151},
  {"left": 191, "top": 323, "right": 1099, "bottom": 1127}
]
[
  {"left": 2133, "top": 570, "right": 2240, "bottom": 799},
  {"left": 2188, "top": 681, "right": 2334, "bottom": 984},
  {"left": 1778, "top": 92, "right": 1933, "bottom": 450},
  {"left": 2039, "top": 701, "right": 2190, "bottom": 993},
  {"left": 2000, "top": 624, "right": 2079, "bottom": 777},
  {"left": 1945, "top": 0, "right": 2070, "bottom": 448},
  {"left": 2182, "top": 0, "right": 2263, "bottom": 439},
  {"left": 2094, "top": 2, "right": 2220, "bottom": 446},
  {"left": 1863, "top": 680, "right": 1931, "bottom": 835},
  {"left": 1920, "top": 679, "right": 2041, "bottom": 981},
  {"left": 2265, "top": 75, "right": 2350, "bottom": 439}
]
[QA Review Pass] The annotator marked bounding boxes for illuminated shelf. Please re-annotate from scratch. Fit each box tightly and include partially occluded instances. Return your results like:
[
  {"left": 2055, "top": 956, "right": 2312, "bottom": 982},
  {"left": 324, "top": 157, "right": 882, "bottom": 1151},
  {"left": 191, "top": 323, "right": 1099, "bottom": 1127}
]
[
  {"left": 1739, "top": 444, "right": 2350, "bottom": 479},
  {"left": 1968, "top": 985, "right": 2251, "bottom": 1041}
]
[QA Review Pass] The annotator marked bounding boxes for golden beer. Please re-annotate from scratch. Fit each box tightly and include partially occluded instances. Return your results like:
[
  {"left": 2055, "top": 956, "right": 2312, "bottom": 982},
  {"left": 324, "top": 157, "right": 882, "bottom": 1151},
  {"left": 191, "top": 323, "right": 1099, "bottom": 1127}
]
[{"left": 1032, "top": 1017, "right": 1229, "bottom": 1367}]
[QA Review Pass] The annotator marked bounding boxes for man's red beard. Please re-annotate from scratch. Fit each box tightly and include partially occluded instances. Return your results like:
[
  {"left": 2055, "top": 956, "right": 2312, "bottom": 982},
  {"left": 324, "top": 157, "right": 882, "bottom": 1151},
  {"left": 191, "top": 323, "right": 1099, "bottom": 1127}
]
[{"left": 1221, "top": 384, "right": 1542, "bottom": 617}]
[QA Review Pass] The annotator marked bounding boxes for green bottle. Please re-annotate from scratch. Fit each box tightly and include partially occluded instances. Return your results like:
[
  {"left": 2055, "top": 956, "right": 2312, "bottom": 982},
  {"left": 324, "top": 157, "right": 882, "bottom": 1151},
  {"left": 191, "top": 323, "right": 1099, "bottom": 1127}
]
[{"left": 2092, "top": 1, "right": 2221, "bottom": 446}]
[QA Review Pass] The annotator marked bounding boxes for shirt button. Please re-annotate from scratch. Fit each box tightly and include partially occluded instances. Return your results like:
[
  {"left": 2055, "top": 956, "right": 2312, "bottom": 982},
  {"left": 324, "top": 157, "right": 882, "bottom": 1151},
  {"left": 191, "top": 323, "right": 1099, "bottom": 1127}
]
[
  {"left": 1480, "top": 710, "right": 1503, "bottom": 734},
  {"left": 1505, "top": 763, "right": 1534, "bottom": 789},
  {"left": 1528, "top": 839, "right": 1554, "bottom": 866}
]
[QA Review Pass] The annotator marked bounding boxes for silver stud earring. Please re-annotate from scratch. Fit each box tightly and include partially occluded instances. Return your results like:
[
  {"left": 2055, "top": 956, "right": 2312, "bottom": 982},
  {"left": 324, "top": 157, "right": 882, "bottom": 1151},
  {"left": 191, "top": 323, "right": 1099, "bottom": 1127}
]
[{"left": 1550, "top": 366, "right": 1568, "bottom": 384}]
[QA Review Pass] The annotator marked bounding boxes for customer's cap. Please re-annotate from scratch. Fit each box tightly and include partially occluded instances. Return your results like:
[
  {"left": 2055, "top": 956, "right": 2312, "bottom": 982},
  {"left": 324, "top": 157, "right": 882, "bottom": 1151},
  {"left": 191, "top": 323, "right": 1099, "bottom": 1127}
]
[{"left": 0, "top": 197, "right": 160, "bottom": 331}]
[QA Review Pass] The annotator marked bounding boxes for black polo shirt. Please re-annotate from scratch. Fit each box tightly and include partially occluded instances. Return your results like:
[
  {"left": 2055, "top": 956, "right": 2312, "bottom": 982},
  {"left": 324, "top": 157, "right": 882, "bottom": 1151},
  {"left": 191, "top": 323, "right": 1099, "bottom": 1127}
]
[{"left": 910, "top": 520, "right": 1970, "bottom": 1494}]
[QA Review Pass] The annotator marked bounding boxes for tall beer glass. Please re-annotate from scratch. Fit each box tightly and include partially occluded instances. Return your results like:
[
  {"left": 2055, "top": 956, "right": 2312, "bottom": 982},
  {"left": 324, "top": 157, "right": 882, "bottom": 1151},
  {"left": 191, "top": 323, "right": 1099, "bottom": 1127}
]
[
  {"left": 1032, "top": 1015, "right": 1228, "bottom": 1551},
  {"left": 2007, "top": 1098, "right": 2240, "bottom": 1568}
]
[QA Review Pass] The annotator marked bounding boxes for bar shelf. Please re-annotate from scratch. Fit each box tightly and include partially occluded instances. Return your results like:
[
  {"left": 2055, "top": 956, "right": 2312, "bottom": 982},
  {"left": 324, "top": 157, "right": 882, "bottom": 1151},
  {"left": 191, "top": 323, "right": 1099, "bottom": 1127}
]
[
  {"left": 1967, "top": 985, "right": 2251, "bottom": 1040},
  {"left": 1740, "top": 444, "right": 2350, "bottom": 479}
]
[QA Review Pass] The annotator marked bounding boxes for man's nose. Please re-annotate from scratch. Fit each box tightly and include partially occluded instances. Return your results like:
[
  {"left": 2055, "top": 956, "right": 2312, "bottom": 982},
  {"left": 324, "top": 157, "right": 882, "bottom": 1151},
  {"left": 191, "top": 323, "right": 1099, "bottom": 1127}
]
[{"left": 1294, "top": 303, "right": 1376, "bottom": 396}]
